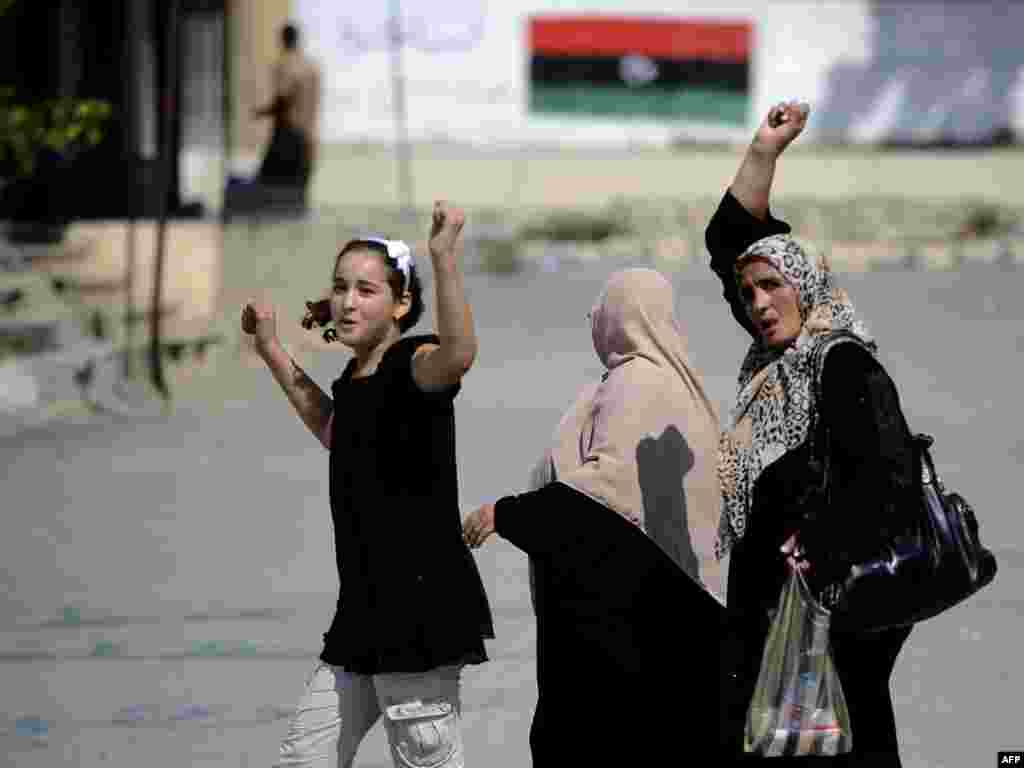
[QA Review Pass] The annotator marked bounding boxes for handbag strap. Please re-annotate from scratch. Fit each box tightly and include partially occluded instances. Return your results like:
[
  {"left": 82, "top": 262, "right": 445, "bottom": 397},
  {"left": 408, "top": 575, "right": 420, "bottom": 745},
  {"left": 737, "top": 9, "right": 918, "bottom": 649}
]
[
  {"left": 801, "top": 332, "right": 880, "bottom": 610},
  {"left": 806, "top": 332, "right": 932, "bottom": 495},
  {"left": 802, "top": 331, "right": 874, "bottom": 525}
]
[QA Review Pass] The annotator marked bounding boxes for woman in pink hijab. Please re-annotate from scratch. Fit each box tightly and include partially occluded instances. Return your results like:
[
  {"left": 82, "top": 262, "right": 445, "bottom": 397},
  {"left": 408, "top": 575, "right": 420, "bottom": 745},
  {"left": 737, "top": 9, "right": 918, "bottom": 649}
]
[{"left": 463, "top": 268, "right": 725, "bottom": 766}]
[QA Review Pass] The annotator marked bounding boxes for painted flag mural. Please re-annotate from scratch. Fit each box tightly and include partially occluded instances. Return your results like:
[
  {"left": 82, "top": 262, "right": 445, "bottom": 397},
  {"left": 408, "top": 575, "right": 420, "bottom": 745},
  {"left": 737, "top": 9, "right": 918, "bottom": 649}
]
[{"left": 528, "top": 16, "right": 751, "bottom": 125}]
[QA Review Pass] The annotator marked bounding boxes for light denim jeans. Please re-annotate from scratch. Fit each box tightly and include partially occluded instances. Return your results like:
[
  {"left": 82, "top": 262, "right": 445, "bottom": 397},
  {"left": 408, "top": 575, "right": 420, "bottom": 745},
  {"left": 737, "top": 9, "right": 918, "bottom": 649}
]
[{"left": 275, "top": 662, "right": 465, "bottom": 768}]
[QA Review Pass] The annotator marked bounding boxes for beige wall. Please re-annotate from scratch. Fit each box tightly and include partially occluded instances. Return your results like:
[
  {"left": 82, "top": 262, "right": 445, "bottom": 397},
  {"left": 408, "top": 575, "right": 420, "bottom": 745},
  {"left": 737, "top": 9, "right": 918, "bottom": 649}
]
[
  {"left": 54, "top": 221, "right": 224, "bottom": 340},
  {"left": 228, "top": 0, "right": 292, "bottom": 154}
]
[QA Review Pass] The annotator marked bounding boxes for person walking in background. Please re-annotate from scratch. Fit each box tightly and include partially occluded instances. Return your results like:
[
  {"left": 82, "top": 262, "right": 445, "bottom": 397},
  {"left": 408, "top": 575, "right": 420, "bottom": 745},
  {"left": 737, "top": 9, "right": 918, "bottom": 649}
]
[
  {"left": 707, "top": 101, "right": 916, "bottom": 765},
  {"left": 252, "top": 22, "right": 321, "bottom": 194},
  {"left": 462, "top": 268, "right": 725, "bottom": 766},
  {"left": 241, "top": 201, "right": 494, "bottom": 768}
]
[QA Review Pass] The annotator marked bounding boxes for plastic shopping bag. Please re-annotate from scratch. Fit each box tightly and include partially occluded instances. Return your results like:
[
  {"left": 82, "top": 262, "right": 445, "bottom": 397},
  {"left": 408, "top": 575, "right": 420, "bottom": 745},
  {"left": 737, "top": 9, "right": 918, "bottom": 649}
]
[{"left": 744, "top": 569, "right": 852, "bottom": 757}]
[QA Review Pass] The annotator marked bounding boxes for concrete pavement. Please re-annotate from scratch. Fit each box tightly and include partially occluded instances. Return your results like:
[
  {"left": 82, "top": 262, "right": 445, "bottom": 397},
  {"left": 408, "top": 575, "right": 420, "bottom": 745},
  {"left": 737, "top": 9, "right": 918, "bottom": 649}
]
[{"left": 1, "top": 261, "right": 1022, "bottom": 767}]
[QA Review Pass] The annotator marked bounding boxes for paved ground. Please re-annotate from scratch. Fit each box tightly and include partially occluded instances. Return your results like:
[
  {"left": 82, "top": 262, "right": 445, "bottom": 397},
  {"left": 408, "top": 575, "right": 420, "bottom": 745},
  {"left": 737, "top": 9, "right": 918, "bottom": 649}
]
[{"left": 1, "top": 258, "right": 1022, "bottom": 767}]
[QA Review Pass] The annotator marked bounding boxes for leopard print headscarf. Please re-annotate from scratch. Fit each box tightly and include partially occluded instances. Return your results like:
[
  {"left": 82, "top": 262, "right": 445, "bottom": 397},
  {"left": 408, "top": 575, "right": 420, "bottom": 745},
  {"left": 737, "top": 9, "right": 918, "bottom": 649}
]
[{"left": 715, "top": 235, "right": 875, "bottom": 560}]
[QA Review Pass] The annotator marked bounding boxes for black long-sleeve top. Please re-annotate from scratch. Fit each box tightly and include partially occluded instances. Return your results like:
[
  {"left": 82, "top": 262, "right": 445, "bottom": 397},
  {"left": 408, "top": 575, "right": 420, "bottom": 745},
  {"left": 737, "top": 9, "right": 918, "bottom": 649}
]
[
  {"left": 705, "top": 191, "right": 919, "bottom": 594},
  {"left": 706, "top": 191, "right": 915, "bottom": 763},
  {"left": 494, "top": 482, "right": 726, "bottom": 763},
  {"left": 705, "top": 189, "right": 793, "bottom": 339}
]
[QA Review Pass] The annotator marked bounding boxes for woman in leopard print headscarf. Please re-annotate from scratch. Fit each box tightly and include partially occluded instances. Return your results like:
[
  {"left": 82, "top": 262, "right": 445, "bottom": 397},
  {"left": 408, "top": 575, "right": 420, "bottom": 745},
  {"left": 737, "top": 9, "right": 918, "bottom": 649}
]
[
  {"left": 706, "top": 101, "right": 918, "bottom": 766},
  {"left": 716, "top": 233, "right": 875, "bottom": 560}
]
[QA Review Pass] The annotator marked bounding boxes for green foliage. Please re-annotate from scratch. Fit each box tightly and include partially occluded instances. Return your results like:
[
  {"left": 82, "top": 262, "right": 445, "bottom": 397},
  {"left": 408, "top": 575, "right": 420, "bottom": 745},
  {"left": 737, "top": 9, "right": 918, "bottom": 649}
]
[
  {"left": 0, "top": 87, "right": 113, "bottom": 178},
  {"left": 957, "top": 202, "right": 1012, "bottom": 239},
  {"left": 519, "top": 204, "right": 633, "bottom": 243},
  {"left": 476, "top": 238, "right": 523, "bottom": 274}
]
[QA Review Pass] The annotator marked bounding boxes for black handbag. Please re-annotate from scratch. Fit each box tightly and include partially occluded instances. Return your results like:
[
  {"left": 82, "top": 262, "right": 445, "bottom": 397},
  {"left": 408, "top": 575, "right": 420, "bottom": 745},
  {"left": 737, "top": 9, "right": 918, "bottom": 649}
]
[{"left": 806, "top": 332, "right": 998, "bottom": 633}]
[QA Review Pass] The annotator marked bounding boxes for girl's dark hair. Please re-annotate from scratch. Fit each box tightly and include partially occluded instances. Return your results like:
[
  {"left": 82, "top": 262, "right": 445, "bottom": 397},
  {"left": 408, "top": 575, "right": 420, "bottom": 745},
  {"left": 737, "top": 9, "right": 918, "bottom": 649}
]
[{"left": 301, "top": 239, "right": 424, "bottom": 342}]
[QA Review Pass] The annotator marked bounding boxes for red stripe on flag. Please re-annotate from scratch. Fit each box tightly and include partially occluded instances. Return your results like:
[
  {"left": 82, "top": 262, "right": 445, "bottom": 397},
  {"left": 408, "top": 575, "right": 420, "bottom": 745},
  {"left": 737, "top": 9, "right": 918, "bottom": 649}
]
[{"left": 529, "top": 16, "right": 751, "bottom": 62}]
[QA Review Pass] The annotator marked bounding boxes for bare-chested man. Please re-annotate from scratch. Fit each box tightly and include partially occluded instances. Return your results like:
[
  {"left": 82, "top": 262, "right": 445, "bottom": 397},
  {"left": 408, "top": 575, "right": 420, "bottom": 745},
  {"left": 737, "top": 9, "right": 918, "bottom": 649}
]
[{"left": 253, "top": 23, "right": 321, "bottom": 190}]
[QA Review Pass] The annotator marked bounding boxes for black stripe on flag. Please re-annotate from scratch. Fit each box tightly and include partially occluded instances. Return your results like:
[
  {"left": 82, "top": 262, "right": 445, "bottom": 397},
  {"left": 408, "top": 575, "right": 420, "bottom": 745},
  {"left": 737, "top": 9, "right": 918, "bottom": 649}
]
[{"left": 530, "top": 55, "right": 748, "bottom": 91}]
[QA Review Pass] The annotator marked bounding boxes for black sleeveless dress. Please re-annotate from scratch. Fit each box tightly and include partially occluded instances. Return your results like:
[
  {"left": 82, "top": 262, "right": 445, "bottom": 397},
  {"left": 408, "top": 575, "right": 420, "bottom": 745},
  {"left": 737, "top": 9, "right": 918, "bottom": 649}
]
[{"left": 319, "top": 334, "right": 494, "bottom": 674}]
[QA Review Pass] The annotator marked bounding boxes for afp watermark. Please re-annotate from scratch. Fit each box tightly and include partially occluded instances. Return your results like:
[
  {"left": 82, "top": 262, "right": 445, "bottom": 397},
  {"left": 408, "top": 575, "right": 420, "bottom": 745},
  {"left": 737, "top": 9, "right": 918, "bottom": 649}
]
[{"left": 999, "top": 751, "right": 1024, "bottom": 765}]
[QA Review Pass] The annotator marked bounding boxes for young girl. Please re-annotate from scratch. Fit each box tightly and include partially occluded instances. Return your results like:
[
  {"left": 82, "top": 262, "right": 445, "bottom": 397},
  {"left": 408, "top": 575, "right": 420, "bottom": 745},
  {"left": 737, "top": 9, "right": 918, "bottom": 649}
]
[{"left": 242, "top": 201, "right": 494, "bottom": 768}]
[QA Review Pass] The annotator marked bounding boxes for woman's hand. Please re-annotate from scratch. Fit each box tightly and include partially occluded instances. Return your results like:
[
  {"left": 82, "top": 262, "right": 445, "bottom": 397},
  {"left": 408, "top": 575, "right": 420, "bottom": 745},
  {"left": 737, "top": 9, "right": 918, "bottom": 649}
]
[
  {"left": 242, "top": 300, "right": 279, "bottom": 354},
  {"left": 463, "top": 503, "right": 496, "bottom": 549},
  {"left": 780, "top": 533, "right": 811, "bottom": 574},
  {"left": 752, "top": 100, "right": 810, "bottom": 158},
  {"left": 728, "top": 100, "right": 810, "bottom": 220}
]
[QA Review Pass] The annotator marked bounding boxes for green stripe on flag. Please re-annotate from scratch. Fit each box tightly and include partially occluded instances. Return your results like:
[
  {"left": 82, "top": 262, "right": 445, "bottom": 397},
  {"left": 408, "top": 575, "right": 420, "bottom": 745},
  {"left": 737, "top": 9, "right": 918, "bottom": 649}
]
[{"left": 530, "top": 84, "right": 747, "bottom": 125}]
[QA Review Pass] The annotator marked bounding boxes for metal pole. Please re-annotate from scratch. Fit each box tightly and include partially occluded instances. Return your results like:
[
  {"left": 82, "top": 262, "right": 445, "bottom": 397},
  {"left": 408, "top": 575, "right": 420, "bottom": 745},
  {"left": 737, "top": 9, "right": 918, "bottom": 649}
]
[
  {"left": 122, "top": 0, "right": 143, "bottom": 381},
  {"left": 222, "top": 1, "right": 233, "bottom": 197},
  {"left": 150, "top": 0, "right": 178, "bottom": 399},
  {"left": 125, "top": 218, "right": 136, "bottom": 379},
  {"left": 389, "top": 0, "right": 414, "bottom": 227}
]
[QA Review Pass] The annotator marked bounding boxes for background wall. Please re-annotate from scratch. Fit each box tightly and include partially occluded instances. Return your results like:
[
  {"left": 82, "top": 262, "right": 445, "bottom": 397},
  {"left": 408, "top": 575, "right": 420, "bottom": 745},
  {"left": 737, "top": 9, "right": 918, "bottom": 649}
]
[
  {"left": 185, "top": 1, "right": 1024, "bottom": 213},
  {"left": 291, "top": 0, "right": 1023, "bottom": 148}
]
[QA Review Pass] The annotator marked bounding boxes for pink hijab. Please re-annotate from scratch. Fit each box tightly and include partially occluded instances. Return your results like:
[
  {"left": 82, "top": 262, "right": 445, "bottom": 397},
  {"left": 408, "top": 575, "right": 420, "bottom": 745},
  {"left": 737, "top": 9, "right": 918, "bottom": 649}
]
[{"left": 530, "top": 269, "right": 724, "bottom": 600}]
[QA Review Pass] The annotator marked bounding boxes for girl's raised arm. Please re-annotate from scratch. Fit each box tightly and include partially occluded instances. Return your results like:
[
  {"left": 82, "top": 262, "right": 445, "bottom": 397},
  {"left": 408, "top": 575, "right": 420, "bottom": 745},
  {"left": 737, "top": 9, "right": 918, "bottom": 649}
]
[
  {"left": 242, "top": 301, "right": 334, "bottom": 448},
  {"left": 411, "top": 200, "right": 478, "bottom": 393}
]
